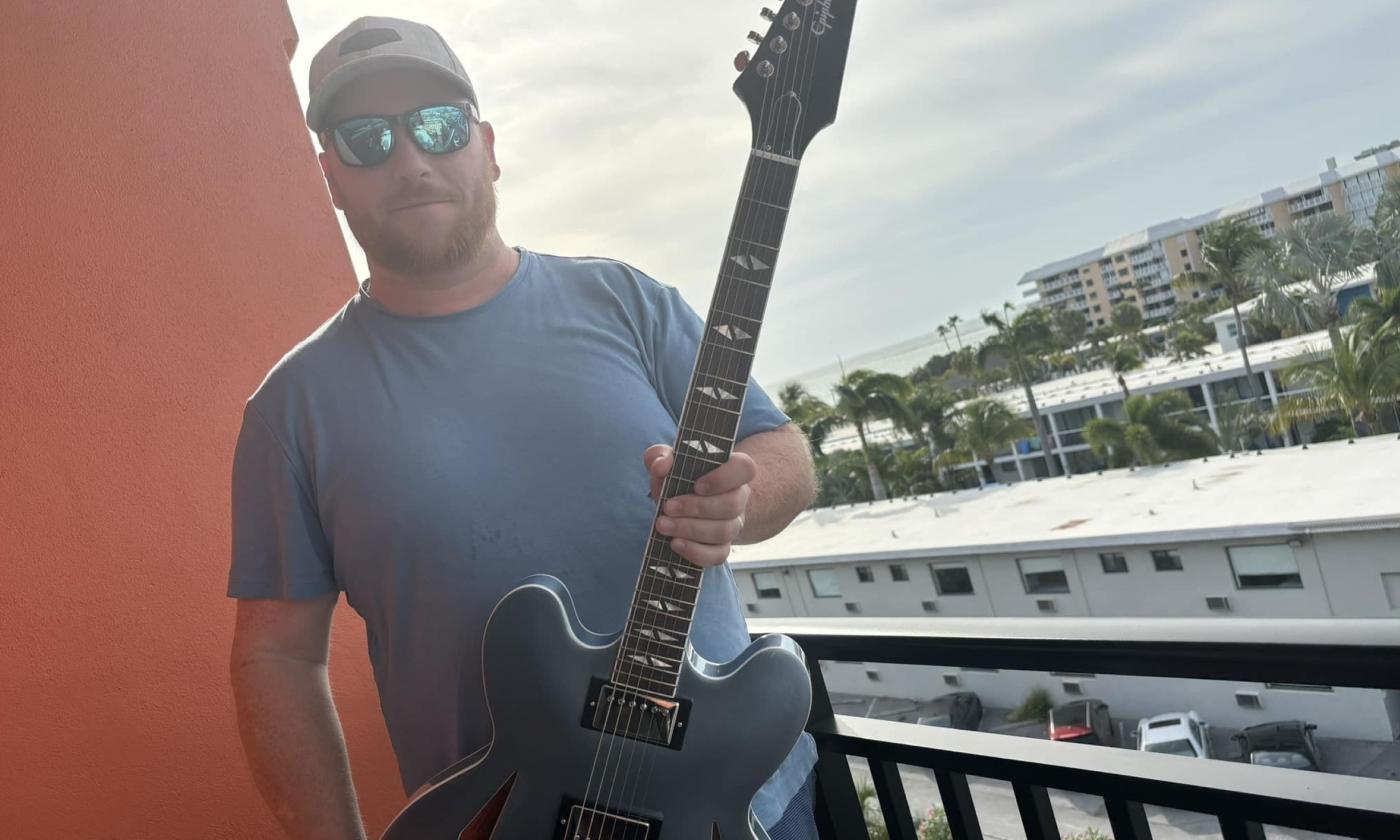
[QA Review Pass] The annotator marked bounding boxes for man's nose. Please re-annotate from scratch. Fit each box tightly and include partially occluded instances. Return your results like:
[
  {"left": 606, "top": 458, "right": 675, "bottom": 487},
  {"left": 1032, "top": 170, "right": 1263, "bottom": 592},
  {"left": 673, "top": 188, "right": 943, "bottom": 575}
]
[{"left": 386, "top": 125, "right": 432, "bottom": 181}]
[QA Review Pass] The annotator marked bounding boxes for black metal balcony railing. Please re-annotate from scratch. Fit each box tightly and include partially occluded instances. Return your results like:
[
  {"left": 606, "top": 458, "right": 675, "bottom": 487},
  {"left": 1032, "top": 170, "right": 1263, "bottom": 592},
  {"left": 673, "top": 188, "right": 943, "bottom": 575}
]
[{"left": 748, "top": 617, "right": 1400, "bottom": 840}]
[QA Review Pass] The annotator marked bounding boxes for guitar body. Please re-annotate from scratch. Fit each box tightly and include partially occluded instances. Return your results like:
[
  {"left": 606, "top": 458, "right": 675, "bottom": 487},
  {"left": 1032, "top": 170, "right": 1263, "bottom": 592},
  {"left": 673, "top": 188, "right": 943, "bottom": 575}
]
[{"left": 381, "top": 575, "right": 812, "bottom": 839}]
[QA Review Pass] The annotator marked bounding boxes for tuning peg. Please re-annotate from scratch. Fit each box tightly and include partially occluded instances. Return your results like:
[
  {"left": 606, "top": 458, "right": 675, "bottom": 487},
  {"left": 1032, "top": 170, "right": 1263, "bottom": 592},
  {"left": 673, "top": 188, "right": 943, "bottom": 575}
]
[
  {"left": 734, "top": 50, "right": 750, "bottom": 72},
  {"left": 761, "top": 7, "right": 777, "bottom": 21},
  {"left": 747, "top": 30, "right": 763, "bottom": 45}
]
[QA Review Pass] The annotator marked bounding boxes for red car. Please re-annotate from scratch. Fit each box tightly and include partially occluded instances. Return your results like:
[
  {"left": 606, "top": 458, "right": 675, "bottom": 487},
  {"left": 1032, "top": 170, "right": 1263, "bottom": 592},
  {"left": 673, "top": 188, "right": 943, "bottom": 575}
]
[{"left": 1050, "top": 699, "right": 1116, "bottom": 746}]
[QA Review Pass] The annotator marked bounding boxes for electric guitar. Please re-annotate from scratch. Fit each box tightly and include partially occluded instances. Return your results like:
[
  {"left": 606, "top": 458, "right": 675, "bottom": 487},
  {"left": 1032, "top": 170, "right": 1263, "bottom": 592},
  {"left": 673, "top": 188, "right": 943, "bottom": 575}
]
[{"left": 381, "top": 2, "right": 857, "bottom": 836}]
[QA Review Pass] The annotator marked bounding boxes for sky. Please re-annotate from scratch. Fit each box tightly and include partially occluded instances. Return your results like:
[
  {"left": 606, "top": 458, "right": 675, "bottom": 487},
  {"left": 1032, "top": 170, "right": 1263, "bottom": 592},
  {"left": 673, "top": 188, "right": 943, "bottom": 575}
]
[{"left": 285, "top": 0, "right": 1400, "bottom": 392}]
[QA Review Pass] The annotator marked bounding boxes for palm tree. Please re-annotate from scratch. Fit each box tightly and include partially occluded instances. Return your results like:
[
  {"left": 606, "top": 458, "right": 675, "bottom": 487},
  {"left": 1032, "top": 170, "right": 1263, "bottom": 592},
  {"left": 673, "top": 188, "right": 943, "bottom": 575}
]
[
  {"left": 938, "top": 399, "right": 1034, "bottom": 487},
  {"left": 936, "top": 324, "right": 952, "bottom": 354},
  {"left": 1251, "top": 214, "right": 1368, "bottom": 356},
  {"left": 1271, "top": 324, "right": 1400, "bottom": 439},
  {"left": 1214, "top": 401, "right": 1268, "bottom": 453},
  {"left": 1083, "top": 392, "right": 1218, "bottom": 467},
  {"left": 777, "top": 382, "right": 840, "bottom": 456},
  {"left": 948, "top": 347, "right": 979, "bottom": 395},
  {"left": 1349, "top": 283, "right": 1400, "bottom": 338},
  {"left": 947, "top": 315, "right": 964, "bottom": 349},
  {"left": 1052, "top": 308, "right": 1089, "bottom": 368},
  {"left": 979, "top": 305, "right": 1060, "bottom": 476},
  {"left": 1178, "top": 218, "right": 1273, "bottom": 405},
  {"left": 1108, "top": 341, "right": 1144, "bottom": 400},
  {"left": 830, "top": 369, "right": 914, "bottom": 500},
  {"left": 906, "top": 379, "right": 956, "bottom": 464}
]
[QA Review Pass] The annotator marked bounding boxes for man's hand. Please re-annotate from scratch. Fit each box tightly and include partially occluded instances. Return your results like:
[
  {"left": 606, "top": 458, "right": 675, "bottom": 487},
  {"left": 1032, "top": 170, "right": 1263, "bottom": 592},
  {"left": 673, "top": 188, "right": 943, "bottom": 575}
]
[{"left": 645, "top": 443, "right": 755, "bottom": 568}]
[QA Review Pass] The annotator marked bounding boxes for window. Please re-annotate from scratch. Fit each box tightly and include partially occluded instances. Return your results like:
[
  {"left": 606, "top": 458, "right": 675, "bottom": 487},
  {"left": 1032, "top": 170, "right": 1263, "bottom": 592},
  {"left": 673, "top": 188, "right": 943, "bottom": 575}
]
[
  {"left": 1229, "top": 545, "right": 1303, "bottom": 589},
  {"left": 808, "top": 569, "right": 841, "bottom": 598},
  {"left": 1100, "top": 552, "right": 1128, "bottom": 574},
  {"left": 1152, "top": 550, "right": 1183, "bottom": 572},
  {"left": 1265, "top": 683, "right": 1333, "bottom": 693},
  {"left": 752, "top": 572, "right": 781, "bottom": 599},
  {"left": 1018, "top": 557, "right": 1069, "bottom": 594},
  {"left": 890, "top": 564, "right": 910, "bottom": 582},
  {"left": 1384, "top": 573, "right": 1400, "bottom": 609},
  {"left": 856, "top": 565, "right": 874, "bottom": 583},
  {"left": 931, "top": 565, "right": 975, "bottom": 595}
]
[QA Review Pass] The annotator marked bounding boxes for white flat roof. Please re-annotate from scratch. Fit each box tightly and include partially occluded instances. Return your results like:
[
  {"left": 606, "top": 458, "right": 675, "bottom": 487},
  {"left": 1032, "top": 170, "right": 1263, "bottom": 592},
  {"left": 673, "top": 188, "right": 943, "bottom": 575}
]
[
  {"left": 730, "top": 435, "right": 1400, "bottom": 568},
  {"left": 969, "top": 329, "right": 1332, "bottom": 416}
]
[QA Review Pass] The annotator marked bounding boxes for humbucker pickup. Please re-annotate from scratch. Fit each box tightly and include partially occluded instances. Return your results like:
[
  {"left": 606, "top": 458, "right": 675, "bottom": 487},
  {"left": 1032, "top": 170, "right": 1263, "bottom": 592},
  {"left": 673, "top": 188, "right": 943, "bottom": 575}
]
[
  {"left": 555, "top": 796, "right": 661, "bottom": 840},
  {"left": 581, "top": 677, "right": 692, "bottom": 749}
]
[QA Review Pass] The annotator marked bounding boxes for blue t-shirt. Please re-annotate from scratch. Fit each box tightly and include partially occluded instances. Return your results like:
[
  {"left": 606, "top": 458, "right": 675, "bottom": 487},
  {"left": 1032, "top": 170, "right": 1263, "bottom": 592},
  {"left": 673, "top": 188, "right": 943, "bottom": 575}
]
[{"left": 227, "top": 248, "right": 816, "bottom": 826}]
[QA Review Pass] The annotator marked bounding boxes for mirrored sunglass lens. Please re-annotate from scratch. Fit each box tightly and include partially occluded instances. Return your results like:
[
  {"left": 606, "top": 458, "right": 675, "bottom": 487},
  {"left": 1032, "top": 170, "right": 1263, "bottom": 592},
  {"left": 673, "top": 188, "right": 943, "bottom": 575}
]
[
  {"left": 408, "top": 106, "right": 470, "bottom": 155},
  {"left": 334, "top": 117, "right": 393, "bottom": 166}
]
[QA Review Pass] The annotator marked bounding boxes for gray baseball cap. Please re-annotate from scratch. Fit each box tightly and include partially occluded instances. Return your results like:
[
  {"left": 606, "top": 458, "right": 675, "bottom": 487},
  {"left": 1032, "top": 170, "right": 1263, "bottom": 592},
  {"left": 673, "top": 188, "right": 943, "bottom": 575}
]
[{"left": 306, "top": 16, "right": 478, "bottom": 132}]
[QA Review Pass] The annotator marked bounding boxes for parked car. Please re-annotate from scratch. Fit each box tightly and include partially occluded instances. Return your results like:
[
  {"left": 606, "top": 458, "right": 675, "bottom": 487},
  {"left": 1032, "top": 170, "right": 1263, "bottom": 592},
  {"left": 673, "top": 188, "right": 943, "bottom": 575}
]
[
  {"left": 1233, "top": 720, "right": 1321, "bottom": 771},
  {"left": 1049, "top": 698, "right": 1115, "bottom": 746},
  {"left": 916, "top": 691, "right": 983, "bottom": 730},
  {"left": 1137, "top": 712, "right": 1213, "bottom": 758}
]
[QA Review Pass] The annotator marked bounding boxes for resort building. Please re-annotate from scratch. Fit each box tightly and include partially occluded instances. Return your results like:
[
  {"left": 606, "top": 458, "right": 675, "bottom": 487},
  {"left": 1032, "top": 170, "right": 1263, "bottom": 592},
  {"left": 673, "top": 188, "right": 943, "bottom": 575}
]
[
  {"left": 1017, "top": 147, "right": 1400, "bottom": 325},
  {"left": 731, "top": 435, "right": 1400, "bottom": 741}
]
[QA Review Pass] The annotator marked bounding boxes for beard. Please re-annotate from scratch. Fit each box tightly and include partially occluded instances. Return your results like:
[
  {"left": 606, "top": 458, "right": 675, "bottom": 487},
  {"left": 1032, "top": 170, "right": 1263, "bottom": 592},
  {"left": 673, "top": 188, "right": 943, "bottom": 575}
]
[{"left": 346, "top": 176, "right": 497, "bottom": 279}]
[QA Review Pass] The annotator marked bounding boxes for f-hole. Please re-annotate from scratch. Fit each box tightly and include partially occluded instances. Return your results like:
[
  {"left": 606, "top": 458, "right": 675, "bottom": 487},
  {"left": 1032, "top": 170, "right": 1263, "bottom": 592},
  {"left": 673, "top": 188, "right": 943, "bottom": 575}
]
[{"left": 457, "top": 772, "right": 516, "bottom": 840}]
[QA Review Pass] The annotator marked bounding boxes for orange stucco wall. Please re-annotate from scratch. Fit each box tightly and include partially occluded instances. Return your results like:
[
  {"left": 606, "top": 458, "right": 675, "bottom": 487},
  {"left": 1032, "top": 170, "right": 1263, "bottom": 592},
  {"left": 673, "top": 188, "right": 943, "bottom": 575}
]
[{"left": 1, "top": 3, "right": 405, "bottom": 837}]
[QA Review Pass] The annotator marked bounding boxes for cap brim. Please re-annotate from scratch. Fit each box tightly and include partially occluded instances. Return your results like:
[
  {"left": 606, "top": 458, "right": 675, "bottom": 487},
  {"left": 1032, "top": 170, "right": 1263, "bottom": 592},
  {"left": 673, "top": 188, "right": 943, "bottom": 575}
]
[{"left": 306, "top": 54, "right": 476, "bottom": 131}]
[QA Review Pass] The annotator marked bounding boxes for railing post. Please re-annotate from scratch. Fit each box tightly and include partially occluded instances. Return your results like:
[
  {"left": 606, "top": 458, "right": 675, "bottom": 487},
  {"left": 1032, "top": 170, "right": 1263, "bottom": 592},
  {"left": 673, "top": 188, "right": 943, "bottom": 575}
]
[
  {"left": 933, "top": 769, "right": 983, "bottom": 840},
  {"left": 869, "top": 758, "right": 917, "bottom": 840},
  {"left": 1218, "top": 816, "right": 1266, "bottom": 840},
  {"left": 806, "top": 661, "right": 868, "bottom": 839},
  {"left": 1106, "top": 798, "right": 1153, "bottom": 840},
  {"left": 1012, "top": 782, "right": 1059, "bottom": 840}
]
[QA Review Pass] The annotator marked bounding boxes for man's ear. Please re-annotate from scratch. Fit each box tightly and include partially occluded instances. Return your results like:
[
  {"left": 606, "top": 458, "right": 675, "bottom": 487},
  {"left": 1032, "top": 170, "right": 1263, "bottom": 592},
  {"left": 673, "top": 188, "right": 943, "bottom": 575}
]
[
  {"left": 479, "top": 121, "right": 501, "bottom": 182},
  {"left": 317, "top": 151, "right": 346, "bottom": 210}
]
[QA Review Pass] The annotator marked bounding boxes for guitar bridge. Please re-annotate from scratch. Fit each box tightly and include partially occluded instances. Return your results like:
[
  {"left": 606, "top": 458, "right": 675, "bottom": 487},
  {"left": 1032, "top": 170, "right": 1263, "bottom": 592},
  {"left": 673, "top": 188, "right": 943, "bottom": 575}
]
[{"left": 581, "top": 678, "right": 691, "bottom": 749}]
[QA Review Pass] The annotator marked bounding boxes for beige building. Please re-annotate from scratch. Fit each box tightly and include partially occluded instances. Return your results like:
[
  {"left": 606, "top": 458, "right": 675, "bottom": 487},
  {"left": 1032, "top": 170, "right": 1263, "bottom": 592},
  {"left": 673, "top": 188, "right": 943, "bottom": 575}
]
[{"left": 1019, "top": 146, "right": 1400, "bottom": 326}]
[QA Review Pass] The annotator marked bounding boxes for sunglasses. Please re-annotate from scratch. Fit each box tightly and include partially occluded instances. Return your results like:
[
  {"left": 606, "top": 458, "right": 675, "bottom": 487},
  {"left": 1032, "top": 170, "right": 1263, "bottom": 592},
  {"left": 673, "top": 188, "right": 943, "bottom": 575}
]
[{"left": 325, "top": 103, "right": 474, "bottom": 168}]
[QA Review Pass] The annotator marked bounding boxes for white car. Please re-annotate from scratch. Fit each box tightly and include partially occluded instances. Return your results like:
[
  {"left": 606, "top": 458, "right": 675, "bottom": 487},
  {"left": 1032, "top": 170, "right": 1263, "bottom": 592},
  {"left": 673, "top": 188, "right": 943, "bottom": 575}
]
[{"left": 1137, "top": 711, "right": 1213, "bottom": 758}]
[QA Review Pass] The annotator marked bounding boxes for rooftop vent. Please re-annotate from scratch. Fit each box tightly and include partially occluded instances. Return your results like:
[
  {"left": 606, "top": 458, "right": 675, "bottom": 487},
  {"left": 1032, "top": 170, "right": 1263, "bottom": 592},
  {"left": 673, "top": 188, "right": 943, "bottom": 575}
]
[
  {"left": 921, "top": 600, "right": 939, "bottom": 614},
  {"left": 1206, "top": 596, "right": 1231, "bottom": 612},
  {"left": 1062, "top": 680, "right": 1084, "bottom": 696},
  {"left": 943, "top": 673, "right": 961, "bottom": 687},
  {"left": 1235, "top": 691, "right": 1263, "bottom": 709},
  {"left": 1036, "top": 599, "right": 1058, "bottom": 614},
  {"left": 844, "top": 602, "right": 861, "bottom": 615}
]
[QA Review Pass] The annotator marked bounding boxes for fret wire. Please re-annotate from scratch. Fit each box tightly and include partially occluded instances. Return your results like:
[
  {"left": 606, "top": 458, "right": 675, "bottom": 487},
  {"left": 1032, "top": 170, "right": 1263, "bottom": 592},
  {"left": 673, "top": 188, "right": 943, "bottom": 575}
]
[
  {"left": 739, "top": 196, "right": 790, "bottom": 211},
  {"left": 709, "top": 308, "right": 762, "bottom": 325},
  {"left": 731, "top": 237, "right": 780, "bottom": 252}
]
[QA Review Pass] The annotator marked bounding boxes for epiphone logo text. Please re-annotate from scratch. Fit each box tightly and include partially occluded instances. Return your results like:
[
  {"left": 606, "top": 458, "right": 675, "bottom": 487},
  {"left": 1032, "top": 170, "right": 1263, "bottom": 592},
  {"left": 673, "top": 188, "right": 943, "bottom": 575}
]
[{"left": 811, "top": 0, "right": 836, "bottom": 35}]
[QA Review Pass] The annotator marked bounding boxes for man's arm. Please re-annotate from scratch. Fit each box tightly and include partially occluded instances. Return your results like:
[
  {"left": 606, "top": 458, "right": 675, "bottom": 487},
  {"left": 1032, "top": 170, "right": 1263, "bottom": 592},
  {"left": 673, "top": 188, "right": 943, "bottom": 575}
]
[
  {"left": 732, "top": 422, "right": 817, "bottom": 544},
  {"left": 231, "top": 594, "right": 367, "bottom": 840},
  {"left": 646, "top": 422, "right": 816, "bottom": 566}
]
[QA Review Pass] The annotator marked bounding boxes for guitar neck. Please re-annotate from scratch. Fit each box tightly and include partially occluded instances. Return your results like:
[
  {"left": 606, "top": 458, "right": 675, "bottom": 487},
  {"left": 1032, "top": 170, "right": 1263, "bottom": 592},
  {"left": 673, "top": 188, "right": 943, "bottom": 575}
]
[{"left": 612, "top": 150, "right": 801, "bottom": 697}]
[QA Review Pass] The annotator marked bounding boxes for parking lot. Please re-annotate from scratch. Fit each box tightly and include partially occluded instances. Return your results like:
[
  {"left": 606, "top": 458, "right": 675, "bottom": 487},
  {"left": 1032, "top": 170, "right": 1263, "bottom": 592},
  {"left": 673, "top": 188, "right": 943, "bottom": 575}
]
[{"left": 831, "top": 692, "right": 1400, "bottom": 839}]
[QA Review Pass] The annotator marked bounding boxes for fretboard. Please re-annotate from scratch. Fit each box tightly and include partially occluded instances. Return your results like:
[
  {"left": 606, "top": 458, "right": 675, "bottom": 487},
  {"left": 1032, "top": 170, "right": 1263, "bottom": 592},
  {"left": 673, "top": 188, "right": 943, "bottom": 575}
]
[{"left": 611, "top": 150, "right": 801, "bottom": 696}]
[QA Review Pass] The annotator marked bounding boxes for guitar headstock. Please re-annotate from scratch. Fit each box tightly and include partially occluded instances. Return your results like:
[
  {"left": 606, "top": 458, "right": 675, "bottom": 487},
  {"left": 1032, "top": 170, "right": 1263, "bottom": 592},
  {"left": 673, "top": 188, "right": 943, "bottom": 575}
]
[{"left": 732, "top": 0, "right": 857, "bottom": 161}]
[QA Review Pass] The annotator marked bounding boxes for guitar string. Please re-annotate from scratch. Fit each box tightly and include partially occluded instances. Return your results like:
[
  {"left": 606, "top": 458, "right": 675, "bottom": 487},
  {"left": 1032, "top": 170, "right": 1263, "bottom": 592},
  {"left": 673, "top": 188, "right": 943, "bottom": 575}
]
[
  {"left": 608, "top": 2, "right": 824, "bottom": 832},
  {"left": 588, "top": 9, "right": 792, "bottom": 833}
]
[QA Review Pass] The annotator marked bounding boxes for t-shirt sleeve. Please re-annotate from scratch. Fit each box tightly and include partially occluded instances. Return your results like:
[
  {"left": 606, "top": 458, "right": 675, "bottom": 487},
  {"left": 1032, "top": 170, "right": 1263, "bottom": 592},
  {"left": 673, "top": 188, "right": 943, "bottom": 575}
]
[
  {"left": 227, "top": 403, "right": 338, "bottom": 600},
  {"left": 643, "top": 280, "right": 790, "bottom": 442}
]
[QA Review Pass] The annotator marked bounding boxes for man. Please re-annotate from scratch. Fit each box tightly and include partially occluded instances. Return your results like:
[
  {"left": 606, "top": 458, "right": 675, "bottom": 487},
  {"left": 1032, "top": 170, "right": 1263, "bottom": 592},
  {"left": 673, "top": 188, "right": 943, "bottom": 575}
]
[{"left": 228, "top": 16, "right": 820, "bottom": 840}]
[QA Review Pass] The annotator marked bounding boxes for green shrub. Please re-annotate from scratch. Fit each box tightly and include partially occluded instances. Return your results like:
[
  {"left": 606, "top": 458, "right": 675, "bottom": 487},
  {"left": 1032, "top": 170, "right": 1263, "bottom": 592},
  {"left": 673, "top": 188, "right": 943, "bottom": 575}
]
[
  {"left": 1062, "top": 829, "right": 1111, "bottom": 840},
  {"left": 1007, "top": 685, "right": 1054, "bottom": 722}
]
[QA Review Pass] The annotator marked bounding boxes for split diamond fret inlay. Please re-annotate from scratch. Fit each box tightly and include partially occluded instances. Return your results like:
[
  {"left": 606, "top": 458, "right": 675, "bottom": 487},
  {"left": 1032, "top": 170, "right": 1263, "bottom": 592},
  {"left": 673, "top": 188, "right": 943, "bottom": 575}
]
[
  {"left": 729, "top": 254, "right": 770, "bottom": 271},
  {"left": 695, "top": 385, "right": 738, "bottom": 401},
  {"left": 684, "top": 439, "right": 725, "bottom": 455},
  {"left": 712, "top": 324, "right": 753, "bottom": 342}
]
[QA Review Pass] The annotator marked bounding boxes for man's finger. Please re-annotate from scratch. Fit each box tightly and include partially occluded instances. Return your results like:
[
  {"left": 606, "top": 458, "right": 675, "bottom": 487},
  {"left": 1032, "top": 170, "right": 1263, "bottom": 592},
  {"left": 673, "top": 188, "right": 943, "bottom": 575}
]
[
  {"left": 670, "top": 538, "right": 730, "bottom": 568},
  {"left": 693, "top": 452, "right": 757, "bottom": 495},
  {"left": 662, "top": 486, "right": 749, "bottom": 520}
]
